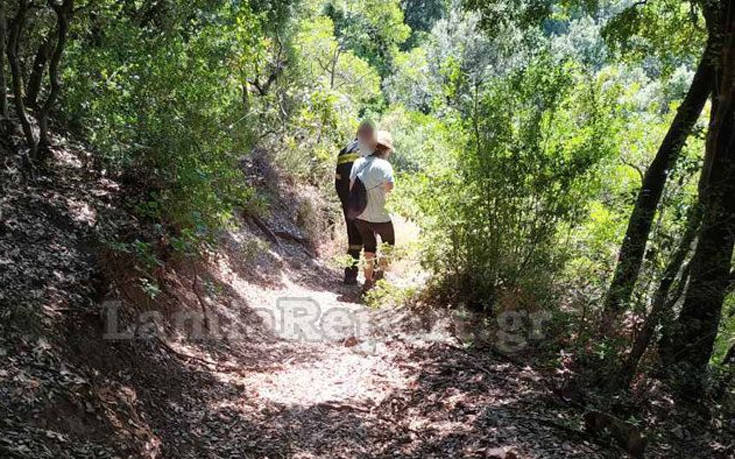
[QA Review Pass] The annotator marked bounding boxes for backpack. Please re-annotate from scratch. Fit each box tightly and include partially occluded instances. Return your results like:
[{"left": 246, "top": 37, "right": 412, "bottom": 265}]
[
  {"left": 346, "top": 177, "right": 368, "bottom": 220},
  {"left": 346, "top": 158, "right": 372, "bottom": 220}
]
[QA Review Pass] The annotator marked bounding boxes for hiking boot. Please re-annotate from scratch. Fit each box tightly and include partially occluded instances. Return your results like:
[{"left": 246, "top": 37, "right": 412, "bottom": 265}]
[{"left": 343, "top": 266, "right": 358, "bottom": 285}]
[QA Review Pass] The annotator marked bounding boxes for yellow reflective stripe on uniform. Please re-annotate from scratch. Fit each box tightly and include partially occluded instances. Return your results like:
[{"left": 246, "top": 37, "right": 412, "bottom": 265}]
[{"left": 337, "top": 153, "right": 359, "bottom": 165}]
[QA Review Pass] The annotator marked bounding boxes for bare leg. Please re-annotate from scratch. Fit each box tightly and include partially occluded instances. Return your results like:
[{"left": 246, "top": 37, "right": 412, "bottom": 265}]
[
  {"left": 363, "top": 251, "right": 376, "bottom": 282},
  {"left": 378, "top": 250, "right": 390, "bottom": 272}
]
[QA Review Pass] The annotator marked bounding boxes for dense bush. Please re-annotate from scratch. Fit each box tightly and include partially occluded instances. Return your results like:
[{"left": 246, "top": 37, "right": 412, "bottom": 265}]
[
  {"left": 410, "top": 55, "right": 620, "bottom": 309},
  {"left": 63, "top": 2, "right": 264, "bottom": 230}
]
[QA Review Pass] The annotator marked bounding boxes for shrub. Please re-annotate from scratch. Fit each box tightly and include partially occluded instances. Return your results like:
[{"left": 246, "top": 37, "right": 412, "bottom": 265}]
[{"left": 415, "top": 54, "right": 619, "bottom": 311}]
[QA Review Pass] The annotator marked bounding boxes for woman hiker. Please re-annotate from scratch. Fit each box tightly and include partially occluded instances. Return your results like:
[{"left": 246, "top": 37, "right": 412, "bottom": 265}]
[{"left": 349, "top": 130, "right": 396, "bottom": 292}]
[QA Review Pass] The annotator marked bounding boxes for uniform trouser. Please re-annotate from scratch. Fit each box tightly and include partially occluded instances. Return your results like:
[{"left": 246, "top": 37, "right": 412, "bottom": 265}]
[{"left": 336, "top": 178, "right": 362, "bottom": 276}]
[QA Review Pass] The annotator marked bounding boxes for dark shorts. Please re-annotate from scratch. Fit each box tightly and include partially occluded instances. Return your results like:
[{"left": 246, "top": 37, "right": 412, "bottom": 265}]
[{"left": 354, "top": 219, "right": 395, "bottom": 253}]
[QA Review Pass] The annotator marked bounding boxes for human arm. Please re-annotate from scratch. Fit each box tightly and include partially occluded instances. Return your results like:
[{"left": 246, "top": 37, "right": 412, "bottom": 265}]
[{"left": 382, "top": 161, "right": 394, "bottom": 192}]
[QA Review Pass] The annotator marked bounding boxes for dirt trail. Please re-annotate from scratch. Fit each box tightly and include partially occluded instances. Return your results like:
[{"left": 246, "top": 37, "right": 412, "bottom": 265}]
[
  {"left": 1, "top": 145, "right": 612, "bottom": 458},
  {"left": 139, "top": 217, "right": 611, "bottom": 459}
]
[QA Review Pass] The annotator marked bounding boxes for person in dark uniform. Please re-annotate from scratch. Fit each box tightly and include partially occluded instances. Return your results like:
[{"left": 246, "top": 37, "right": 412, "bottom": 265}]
[{"left": 335, "top": 120, "right": 376, "bottom": 284}]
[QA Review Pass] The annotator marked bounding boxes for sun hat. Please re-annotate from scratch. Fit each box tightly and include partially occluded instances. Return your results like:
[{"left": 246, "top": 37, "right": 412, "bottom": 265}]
[{"left": 375, "top": 130, "right": 394, "bottom": 152}]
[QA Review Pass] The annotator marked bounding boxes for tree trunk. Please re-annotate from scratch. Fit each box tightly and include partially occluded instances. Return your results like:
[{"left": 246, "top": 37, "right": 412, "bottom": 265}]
[
  {"left": 37, "top": 0, "right": 74, "bottom": 159},
  {"left": 26, "top": 34, "right": 54, "bottom": 109},
  {"left": 600, "top": 41, "right": 714, "bottom": 335},
  {"left": 617, "top": 204, "right": 702, "bottom": 387},
  {"left": 657, "top": 248, "right": 693, "bottom": 362},
  {"left": 662, "top": 10, "right": 735, "bottom": 381},
  {"left": 6, "top": 0, "right": 38, "bottom": 162},
  {"left": 0, "top": 0, "right": 8, "bottom": 120}
]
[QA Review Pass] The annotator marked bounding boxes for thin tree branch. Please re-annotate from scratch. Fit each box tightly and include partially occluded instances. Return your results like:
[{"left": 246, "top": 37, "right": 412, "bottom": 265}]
[
  {"left": 37, "top": 0, "right": 74, "bottom": 159},
  {"left": 6, "top": 0, "right": 38, "bottom": 163}
]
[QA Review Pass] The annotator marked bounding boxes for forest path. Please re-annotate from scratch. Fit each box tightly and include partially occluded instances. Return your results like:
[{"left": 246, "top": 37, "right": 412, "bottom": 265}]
[
  {"left": 149, "top": 217, "right": 610, "bottom": 458},
  {"left": 0, "top": 143, "right": 600, "bottom": 458},
  {"left": 0, "top": 154, "right": 614, "bottom": 458}
]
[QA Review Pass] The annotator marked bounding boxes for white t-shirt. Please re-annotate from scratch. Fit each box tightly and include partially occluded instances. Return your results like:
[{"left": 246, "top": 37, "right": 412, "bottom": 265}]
[{"left": 350, "top": 156, "right": 394, "bottom": 223}]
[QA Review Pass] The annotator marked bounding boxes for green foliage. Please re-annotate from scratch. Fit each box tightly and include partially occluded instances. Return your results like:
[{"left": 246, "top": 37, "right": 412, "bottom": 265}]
[
  {"left": 383, "top": 47, "right": 434, "bottom": 112},
  {"left": 410, "top": 54, "right": 620, "bottom": 309},
  {"left": 253, "top": 11, "right": 384, "bottom": 187},
  {"left": 600, "top": 0, "right": 706, "bottom": 73},
  {"left": 549, "top": 16, "right": 607, "bottom": 69},
  {"left": 379, "top": 107, "right": 453, "bottom": 172},
  {"left": 464, "top": 0, "right": 554, "bottom": 37},
  {"left": 712, "top": 294, "right": 735, "bottom": 365},
  {"left": 566, "top": 64, "right": 705, "bottom": 314},
  {"left": 293, "top": 16, "right": 381, "bottom": 103},
  {"left": 324, "top": 0, "right": 411, "bottom": 75},
  {"left": 363, "top": 279, "right": 418, "bottom": 308},
  {"left": 400, "top": 0, "right": 448, "bottom": 47},
  {"left": 64, "top": 2, "right": 262, "bottom": 232}
]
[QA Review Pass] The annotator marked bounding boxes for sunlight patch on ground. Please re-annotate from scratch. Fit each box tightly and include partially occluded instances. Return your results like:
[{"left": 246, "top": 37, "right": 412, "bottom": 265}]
[
  {"left": 65, "top": 197, "right": 97, "bottom": 225},
  {"left": 213, "top": 251, "right": 374, "bottom": 342},
  {"left": 53, "top": 146, "right": 84, "bottom": 169},
  {"left": 239, "top": 346, "right": 410, "bottom": 407}
]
